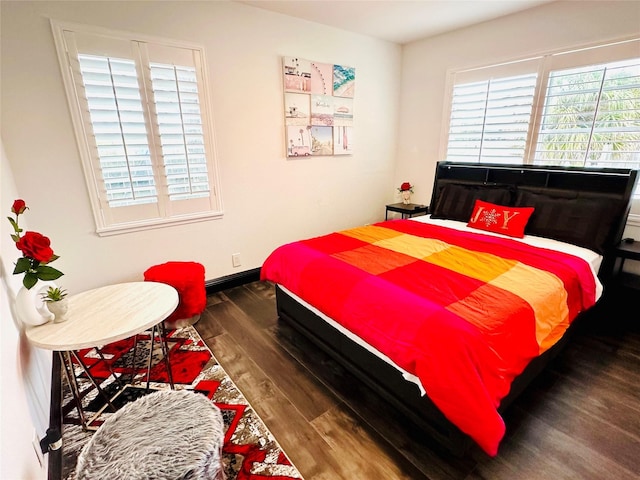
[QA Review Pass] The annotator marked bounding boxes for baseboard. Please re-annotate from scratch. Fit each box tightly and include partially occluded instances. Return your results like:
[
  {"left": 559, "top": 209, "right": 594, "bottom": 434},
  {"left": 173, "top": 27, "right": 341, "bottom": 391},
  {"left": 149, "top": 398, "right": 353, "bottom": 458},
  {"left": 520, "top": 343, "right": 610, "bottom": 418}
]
[
  {"left": 48, "top": 354, "right": 63, "bottom": 480},
  {"left": 205, "top": 268, "right": 261, "bottom": 293}
]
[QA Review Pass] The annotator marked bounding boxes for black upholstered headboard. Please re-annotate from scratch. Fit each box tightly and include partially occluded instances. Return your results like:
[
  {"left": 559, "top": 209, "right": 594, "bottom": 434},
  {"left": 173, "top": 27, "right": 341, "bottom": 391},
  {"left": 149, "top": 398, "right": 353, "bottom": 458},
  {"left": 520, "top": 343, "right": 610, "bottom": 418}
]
[{"left": 429, "top": 161, "right": 638, "bottom": 278}]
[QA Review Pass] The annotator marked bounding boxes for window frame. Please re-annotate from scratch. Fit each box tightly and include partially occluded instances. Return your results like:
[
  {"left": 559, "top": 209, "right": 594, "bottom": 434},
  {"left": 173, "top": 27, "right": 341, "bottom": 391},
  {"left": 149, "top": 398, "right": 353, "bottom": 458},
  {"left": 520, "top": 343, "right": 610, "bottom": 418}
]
[
  {"left": 440, "top": 36, "right": 640, "bottom": 218},
  {"left": 441, "top": 36, "right": 640, "bottom": 165},
  {"left": 51, "top": 20, "right": 223, "bottom": 236}
]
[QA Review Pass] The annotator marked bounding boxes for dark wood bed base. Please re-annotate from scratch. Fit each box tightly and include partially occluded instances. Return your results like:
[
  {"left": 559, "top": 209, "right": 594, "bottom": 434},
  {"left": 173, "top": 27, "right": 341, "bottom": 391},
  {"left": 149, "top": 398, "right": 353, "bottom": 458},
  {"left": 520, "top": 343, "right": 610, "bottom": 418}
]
[{"left": 274, "top": 162, "right": 638, "bottom": 456}]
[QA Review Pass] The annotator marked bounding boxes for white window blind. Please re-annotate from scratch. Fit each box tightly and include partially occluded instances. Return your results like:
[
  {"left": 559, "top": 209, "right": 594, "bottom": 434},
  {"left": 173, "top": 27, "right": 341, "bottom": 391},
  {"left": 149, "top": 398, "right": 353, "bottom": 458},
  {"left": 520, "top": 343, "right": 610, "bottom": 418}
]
[
  {"left": 444, "top": 38, "right": 640, "bottom": 177},
  {"left": 446, "top": 73, "right": 537, "bottom": 163},
  {"left": 533, "top": 58, "right": 640, "bottom": 168},
  {"left": 149, "top": 62, "right": 211, "bottom": 201},
  {"left": 52, "top": 21, "right": 222, "bottom": 235},
  {"left": 78, "top": 54, "right": 157, "bottom": 207}
]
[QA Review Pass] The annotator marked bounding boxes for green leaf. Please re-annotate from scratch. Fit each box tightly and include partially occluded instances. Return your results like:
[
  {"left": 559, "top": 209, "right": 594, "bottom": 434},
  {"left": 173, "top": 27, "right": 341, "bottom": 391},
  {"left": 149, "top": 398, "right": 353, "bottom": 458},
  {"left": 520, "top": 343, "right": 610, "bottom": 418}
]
[
  {"left": 7, "top": 217, "right": 22, "bottom": 236},
  {"left": 13, "top": 257, "right": 31, "bottom": 274},
  {"left": 36, "top": 265, "right": 64, "bottom": 281},
  {"left": 23, "top": 273, "right": 38, "bottom": 289}
]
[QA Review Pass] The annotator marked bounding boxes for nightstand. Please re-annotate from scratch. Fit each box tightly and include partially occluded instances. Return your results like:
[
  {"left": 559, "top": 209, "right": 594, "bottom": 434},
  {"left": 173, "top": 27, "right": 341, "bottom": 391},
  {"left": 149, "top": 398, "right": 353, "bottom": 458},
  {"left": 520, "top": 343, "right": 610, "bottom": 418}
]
[
  {"left": 385, "top": 203, "right": 429, "bottom": 220},
  {"left": 614, "top": 239, "right": 640, "bottom": 289}
]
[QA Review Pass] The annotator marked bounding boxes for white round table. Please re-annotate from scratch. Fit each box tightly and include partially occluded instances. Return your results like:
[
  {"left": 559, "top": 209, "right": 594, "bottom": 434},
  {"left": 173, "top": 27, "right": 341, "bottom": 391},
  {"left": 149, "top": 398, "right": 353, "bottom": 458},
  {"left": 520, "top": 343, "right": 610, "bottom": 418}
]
[
  {"left": 26, "top": 282, "right": 178, "bottom": 350},
  {"left": 25, "top": 281, "right": 179, "bottom": 430}
]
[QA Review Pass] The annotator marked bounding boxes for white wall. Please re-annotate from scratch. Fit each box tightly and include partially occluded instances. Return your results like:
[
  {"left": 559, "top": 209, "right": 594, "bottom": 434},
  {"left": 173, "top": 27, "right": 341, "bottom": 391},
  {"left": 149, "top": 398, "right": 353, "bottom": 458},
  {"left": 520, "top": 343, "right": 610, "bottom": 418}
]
[
  {"left": 1, "top": 142, "right": 51, "bottom": 479},
  {"left": 1, "top": 0, "right": 401, "bottom": 295}
]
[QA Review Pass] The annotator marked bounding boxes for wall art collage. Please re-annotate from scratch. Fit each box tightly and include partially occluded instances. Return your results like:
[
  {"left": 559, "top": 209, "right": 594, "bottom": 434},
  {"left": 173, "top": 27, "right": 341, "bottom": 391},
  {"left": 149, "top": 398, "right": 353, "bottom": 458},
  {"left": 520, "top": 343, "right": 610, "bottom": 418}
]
[{"left": 283, "top": 56, "right": 355, "bottom": 157}]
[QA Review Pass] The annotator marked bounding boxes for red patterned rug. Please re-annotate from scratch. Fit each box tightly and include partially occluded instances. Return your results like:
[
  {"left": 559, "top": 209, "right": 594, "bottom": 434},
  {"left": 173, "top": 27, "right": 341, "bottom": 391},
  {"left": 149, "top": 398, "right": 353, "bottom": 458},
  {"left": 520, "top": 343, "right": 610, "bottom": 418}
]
[{"left": 61, "top": 326, "right": 304, "bottom": 480}]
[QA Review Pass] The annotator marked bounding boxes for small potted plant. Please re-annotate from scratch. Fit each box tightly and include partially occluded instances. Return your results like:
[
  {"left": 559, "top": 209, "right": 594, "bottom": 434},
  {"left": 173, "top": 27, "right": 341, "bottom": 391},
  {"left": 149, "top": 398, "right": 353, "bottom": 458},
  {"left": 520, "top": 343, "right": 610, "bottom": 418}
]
[
  {"left": 41, "top": 286, "right": 69, "bottom": 322},
  {"left": 41, "top": 286, "right": 67, "bottom": 302}
]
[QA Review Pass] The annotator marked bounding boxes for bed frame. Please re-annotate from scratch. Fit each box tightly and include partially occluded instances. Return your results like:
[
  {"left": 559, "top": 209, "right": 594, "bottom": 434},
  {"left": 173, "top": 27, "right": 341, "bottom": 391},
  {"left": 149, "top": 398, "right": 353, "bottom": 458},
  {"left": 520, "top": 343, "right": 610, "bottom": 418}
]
[{"left": 274, "top": 161, "right": 638, "bottom": 456}]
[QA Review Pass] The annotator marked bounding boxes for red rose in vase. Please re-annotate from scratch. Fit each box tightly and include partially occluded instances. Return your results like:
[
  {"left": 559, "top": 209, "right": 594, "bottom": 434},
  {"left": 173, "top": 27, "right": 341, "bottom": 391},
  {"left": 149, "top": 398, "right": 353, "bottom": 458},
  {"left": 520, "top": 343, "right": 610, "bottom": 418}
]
[
  {"left": 8, "top": 200, "right": 63, "bottom": 289},
  {"left": 16, "top": 231, "right": 55, "bottom": 263}
]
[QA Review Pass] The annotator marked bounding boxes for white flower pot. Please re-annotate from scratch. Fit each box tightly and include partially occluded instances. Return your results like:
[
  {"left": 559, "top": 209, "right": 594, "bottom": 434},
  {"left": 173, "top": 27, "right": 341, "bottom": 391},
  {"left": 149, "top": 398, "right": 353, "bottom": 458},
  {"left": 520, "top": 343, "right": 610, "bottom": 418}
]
[
  {"left": 46, "top": 298, "right": 69, "bottom": 323},
  {"left": 401, "top": 190, "right": 411, "bottom": 205}
]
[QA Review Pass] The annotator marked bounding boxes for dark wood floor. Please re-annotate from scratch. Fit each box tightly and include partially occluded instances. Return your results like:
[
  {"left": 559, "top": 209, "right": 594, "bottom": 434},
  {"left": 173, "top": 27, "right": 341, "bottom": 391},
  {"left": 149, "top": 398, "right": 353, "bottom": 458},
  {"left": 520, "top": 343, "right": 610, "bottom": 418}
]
[{"left": 195, "top": 281, "right": 640, "bottom": 480}]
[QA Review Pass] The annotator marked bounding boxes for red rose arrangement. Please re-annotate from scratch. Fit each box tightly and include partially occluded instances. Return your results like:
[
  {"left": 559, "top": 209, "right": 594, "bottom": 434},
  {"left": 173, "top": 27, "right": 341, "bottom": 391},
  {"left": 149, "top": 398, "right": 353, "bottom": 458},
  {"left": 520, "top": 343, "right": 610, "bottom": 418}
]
[
  {"left": 397, "top": 182, "right": 414, "bottom": 193},
  {"left": 8, "top": 199, "right": 63, "bottom": 289}
]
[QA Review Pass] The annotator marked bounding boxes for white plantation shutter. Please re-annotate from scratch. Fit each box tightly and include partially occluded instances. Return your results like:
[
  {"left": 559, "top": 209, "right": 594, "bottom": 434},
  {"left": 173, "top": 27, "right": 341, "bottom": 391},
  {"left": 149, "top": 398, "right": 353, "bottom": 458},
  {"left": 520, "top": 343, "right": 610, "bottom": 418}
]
[
  {"left": 533, "top": 58, "right": 640, "bottom": 168},
  {"left": 149, "top": 62, "right": 210, "bottom": 200},
  {"left": 443, "top": 38, "right": 640, "bottom": 202},
  {"left": 446, "top": 73, "right": 537, "bottom": 163},
  {"left": 53, "top": 22, "right": 222, "bottom": 234},
  {"left": 78, "top": 54, "right": 157, "bottom": 207}
]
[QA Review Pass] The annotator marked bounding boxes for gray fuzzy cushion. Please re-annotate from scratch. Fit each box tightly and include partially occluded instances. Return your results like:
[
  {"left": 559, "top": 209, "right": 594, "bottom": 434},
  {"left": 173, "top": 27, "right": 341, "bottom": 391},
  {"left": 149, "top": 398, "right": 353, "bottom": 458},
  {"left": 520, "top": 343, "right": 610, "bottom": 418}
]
[{"left": 76, "top": 389, "right": 225, "bottom": 480}]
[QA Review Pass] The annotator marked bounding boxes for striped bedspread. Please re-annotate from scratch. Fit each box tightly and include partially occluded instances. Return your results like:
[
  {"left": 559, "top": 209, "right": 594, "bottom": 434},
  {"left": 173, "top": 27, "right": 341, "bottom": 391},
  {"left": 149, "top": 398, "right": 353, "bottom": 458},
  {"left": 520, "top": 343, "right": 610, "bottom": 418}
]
[{"left": 261, "top": 220, "right": 598, "bottom": 456}]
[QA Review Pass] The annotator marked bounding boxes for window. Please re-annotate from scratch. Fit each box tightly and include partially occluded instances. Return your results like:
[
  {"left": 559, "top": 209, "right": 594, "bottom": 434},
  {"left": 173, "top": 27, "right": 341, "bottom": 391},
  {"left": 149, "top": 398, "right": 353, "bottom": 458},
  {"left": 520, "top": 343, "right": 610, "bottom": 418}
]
[
  {"left": 446, "top": 73, "right": 537, "bottom": 164},
  {"left": 52, "top": 21, "right": 222, "bottom": 235},
  {"left": 444, "top": 38, "right": 640, "bottom": 175},
  {"left": 533, "top": 58, "right": 640, "bottom": 168}
]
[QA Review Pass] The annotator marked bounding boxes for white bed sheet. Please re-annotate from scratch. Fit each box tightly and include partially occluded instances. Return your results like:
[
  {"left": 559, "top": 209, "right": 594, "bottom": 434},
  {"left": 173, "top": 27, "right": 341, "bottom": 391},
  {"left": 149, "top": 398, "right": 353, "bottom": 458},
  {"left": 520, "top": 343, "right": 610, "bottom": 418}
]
[{"left": 279, "top": 216, "right": 604, "bottom": 392}]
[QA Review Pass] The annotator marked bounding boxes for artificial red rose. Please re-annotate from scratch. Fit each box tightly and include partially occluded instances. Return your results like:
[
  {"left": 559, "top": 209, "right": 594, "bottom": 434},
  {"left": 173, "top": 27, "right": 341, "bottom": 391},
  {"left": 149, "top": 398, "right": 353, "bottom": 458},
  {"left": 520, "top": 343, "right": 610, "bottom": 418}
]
[
  {"left": 15, "top": 231, "right": 55, "bottom": 263},
  {"left": 400, "top": 182, "right": 412, "bottom": 191},
  {"left": 12, "top": 199, "right": 27, "bottom": 215}
]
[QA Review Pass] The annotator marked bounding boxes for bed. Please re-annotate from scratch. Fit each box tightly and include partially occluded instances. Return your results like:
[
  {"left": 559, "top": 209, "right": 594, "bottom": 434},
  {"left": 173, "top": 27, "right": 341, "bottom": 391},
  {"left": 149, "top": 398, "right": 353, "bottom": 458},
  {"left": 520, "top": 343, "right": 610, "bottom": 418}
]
[{"left": 260, "top": 161, "right": 638, "bottom": 457}]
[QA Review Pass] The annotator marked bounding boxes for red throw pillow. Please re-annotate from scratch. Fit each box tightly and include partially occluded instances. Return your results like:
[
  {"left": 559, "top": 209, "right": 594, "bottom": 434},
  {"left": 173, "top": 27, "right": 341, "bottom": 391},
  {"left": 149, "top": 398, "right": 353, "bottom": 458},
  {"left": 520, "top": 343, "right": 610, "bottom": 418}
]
[{"left": 467, "top": 200, "right": 534, "bottom": 238}]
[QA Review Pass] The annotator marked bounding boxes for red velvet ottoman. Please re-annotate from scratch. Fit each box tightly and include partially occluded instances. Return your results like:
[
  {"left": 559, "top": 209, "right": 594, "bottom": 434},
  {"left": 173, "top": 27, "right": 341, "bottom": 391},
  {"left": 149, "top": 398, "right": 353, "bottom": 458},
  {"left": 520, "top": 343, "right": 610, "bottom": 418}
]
[{"left": 143, "top": 261, "right": 206, "bottom": 329}]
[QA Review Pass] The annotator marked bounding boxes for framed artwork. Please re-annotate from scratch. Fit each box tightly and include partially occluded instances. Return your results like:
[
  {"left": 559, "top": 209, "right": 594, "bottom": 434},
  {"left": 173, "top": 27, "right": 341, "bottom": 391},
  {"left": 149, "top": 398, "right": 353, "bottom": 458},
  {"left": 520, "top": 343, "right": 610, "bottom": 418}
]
[
  {"left": 284, "top": 93, "right": 310, "bottom": 126},
  {"left": 333, "top": 97, "right": 353, "bottom": 126},
  {"left": 286, "top": 126, "right": 312, "bottom": 157},
  {"left": 311, "top": 62, "right": 333, "bottom": 95},
  {"left": 310, "top": 126, "right": 333, "bottom": 156},
  {"left": 333, "top": 64, "right": 355, "bottom": 98},
  {"left": 283, "top": 57, "right": 311, "bottom": 93},
  {"left": 283, "top": 57, "right": 355, "bottom": 158},
  {"left": 333, "top": 126, "right": 354, "bottom": 155},
  {"left": 311, "top": 95, "right": 334, "bottom": 126}
]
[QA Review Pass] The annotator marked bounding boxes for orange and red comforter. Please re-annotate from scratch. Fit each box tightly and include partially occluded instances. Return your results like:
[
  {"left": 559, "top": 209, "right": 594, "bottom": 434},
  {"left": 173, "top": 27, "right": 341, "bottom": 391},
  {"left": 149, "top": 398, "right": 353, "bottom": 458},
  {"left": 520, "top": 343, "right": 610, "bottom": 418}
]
[{"left": 260, "top": 220, "right": 598, "bottom": 456}]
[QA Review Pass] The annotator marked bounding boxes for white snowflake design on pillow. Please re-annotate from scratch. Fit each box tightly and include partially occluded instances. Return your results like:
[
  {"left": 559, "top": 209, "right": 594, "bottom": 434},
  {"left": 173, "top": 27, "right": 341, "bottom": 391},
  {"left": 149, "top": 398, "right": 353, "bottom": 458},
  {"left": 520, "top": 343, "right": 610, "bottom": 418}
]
[{"left": 480, "top": 208, "right": 502, "bottom": 227}]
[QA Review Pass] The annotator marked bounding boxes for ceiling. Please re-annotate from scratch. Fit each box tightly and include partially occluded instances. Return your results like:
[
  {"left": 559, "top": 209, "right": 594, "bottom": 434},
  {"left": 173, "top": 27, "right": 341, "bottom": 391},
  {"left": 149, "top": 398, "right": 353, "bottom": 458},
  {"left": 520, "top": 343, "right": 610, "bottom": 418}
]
[{"left": 235, "top": 0, "right": 555, "bottom": 44}]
